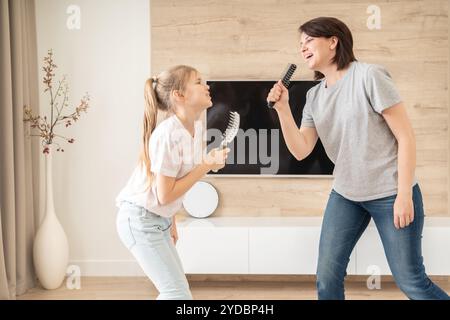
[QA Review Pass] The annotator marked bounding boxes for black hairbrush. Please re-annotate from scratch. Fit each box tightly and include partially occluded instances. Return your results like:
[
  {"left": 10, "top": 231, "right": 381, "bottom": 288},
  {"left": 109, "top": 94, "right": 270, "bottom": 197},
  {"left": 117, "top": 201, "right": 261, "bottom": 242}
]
[{"left": 267, "top": 63, "right": 297, "bottom": 109}]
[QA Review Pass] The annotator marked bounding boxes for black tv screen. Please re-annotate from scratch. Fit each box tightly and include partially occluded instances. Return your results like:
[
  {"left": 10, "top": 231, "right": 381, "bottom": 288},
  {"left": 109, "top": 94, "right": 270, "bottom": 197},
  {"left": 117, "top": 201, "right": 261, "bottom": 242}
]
[{"left": 206, "top": 80, "right": 334, "bottom": 176}]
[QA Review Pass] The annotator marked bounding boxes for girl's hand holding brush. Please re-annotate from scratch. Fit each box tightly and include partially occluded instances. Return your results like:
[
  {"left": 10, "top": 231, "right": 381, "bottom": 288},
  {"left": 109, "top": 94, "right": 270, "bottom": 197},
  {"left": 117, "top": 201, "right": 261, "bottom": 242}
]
[{"left": 203, "top": 147, "right": 230, "bottom": 173}]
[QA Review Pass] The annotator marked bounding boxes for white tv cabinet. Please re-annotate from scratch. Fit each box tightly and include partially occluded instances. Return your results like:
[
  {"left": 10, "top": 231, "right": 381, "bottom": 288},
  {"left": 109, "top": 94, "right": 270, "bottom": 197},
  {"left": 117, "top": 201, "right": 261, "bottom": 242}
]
[{"left": 176, "top": 217, "right": 450, "bottom": 276}]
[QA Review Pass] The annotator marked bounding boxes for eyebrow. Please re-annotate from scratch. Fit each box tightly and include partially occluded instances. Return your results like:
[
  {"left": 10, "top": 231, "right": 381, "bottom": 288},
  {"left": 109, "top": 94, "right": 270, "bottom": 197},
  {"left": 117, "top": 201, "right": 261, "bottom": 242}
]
[{"left": 299, "top": 36, "right": 312, "bottom": 46}]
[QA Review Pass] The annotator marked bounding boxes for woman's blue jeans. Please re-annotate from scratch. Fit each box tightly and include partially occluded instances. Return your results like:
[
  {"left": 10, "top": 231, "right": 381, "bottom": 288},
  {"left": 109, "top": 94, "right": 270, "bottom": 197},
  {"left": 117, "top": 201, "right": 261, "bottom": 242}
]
[
  {"left": 317, "top": 184, "right": 449, "bottom": 300},
  {"left": 116, "top": 201, "right": 192, "bottom": 300}
]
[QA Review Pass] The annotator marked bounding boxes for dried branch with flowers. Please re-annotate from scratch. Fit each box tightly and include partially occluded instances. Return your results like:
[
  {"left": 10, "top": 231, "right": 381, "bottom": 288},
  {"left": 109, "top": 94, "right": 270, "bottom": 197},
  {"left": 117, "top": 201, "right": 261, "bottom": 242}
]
[{"left": 23, "top": 49, "right": 90, "bottom": 154}]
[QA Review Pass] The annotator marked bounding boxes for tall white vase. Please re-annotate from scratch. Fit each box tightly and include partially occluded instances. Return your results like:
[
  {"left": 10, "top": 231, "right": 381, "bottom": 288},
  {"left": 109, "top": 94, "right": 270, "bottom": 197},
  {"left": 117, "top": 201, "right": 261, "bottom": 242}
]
[{"left": 33, "top": 144, "right": 69, "bottom": 289}]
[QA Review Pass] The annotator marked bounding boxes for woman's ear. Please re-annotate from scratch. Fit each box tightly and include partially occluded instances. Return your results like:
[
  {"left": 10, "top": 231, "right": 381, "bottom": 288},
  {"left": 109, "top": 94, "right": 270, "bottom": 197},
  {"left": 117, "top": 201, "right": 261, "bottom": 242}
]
[{"left": 330, "top": 36, "right": 339, "bottom": 50}]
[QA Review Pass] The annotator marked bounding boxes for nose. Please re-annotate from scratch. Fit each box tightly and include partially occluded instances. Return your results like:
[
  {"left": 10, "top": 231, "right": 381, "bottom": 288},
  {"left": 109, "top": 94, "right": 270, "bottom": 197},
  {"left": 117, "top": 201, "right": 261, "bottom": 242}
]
[
  {"left": 301, "top": 42, "right": 309, "bottom": 51},
  {"left": 300, "top": 44, "right": 307, "bottom": 54}
]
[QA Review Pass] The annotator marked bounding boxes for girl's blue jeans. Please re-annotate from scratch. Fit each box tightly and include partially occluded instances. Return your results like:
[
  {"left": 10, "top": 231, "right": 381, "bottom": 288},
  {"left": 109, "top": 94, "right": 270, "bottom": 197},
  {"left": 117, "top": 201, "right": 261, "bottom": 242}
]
[{"left": 116, "top": 201, "right": 192, "bottom": 300}]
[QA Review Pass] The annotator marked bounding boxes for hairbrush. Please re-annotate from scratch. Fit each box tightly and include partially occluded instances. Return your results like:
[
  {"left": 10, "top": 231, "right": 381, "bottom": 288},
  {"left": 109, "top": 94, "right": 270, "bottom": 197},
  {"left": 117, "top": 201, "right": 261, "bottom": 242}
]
[
  {"left": 267, "top": 63, "right": 297, "bottom": 109},
  {"left": 212, "top": 111, "right": 240, "bottom": 172}
]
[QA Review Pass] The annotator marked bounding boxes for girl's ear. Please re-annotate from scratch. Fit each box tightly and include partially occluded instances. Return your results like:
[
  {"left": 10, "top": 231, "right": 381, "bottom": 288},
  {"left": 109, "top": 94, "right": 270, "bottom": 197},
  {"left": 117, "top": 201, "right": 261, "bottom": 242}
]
[
  {"left": 172, "top": 89, "right": 184, "bottom": 103},
  {"left": 330, "top": 36, "right": 338, "bottom": 50}
]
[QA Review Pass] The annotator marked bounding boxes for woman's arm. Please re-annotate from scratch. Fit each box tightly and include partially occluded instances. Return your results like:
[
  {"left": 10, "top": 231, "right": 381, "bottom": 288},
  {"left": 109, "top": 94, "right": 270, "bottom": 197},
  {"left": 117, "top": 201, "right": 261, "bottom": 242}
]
[
  {"left": 268, "top": 80, "right": 318, "bottom": 160},
  {"left": 277, "top": 109, "right": 319, "bottom": 160},
  {"left": 382, "top": 102, "right": 416, "bottom": 229}
]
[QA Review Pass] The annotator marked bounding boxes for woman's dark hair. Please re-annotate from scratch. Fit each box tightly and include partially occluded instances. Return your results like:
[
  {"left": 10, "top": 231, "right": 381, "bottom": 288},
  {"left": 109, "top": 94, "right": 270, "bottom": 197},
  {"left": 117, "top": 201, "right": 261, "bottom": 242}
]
[{"left": 299, "top": 17, "right": 357, "bottom": 80}]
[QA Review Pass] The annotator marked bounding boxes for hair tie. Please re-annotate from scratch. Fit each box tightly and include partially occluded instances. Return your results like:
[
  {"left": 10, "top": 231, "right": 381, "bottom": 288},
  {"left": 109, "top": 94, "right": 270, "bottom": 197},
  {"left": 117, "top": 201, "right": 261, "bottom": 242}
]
[{"left": 151, "top": 76, "right": 158, "bottom": 89}]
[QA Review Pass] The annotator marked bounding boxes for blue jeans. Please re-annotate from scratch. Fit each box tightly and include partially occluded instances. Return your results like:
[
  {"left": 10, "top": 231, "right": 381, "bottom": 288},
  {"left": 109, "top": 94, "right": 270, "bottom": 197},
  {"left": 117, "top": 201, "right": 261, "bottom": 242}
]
[
  {"left": 317, "top": 184, "right": 449, "bottom": 300},
  {"left": 116, "top": 201, "right": 192, "bottom": 300}
]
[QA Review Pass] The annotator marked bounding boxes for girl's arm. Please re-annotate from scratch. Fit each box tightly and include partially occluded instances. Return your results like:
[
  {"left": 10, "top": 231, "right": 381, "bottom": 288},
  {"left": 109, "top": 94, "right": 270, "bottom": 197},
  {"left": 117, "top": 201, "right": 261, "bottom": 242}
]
[
  {"left": 170, "top": 215, "right": 178, "bottom": 244},
  {"left": 382, "top": 102, "right": 416, "bottom": 229},
  {"left": 156, "top": 148, "right": 229, "bottom": 205}
]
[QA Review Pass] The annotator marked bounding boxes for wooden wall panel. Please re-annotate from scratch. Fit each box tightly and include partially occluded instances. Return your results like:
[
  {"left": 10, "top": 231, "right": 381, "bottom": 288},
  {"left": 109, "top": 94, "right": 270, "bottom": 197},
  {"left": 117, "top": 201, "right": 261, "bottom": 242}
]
[{"left": 152, "top": 0, "right": 449, "bottom": 216}]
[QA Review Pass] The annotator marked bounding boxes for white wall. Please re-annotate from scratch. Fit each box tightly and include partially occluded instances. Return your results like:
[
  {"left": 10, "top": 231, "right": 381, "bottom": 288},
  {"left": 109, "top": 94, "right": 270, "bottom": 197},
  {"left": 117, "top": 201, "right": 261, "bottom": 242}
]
[{"left": 35, "top": 0, "right": 150, "bottom": 276}]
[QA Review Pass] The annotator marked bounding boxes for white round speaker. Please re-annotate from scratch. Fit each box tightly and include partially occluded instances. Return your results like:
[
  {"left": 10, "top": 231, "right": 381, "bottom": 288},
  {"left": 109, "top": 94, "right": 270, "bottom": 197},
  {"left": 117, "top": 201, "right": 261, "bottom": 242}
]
[{"left": 183, "top": 181, "right": 219, "bottom": 218}]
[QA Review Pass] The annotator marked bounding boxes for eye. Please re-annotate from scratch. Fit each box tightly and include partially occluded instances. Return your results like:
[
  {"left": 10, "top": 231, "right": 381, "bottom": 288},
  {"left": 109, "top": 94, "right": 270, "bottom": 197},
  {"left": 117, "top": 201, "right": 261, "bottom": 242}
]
[{"left": 300, "top": 38, "right": 312, "bottom": 47}]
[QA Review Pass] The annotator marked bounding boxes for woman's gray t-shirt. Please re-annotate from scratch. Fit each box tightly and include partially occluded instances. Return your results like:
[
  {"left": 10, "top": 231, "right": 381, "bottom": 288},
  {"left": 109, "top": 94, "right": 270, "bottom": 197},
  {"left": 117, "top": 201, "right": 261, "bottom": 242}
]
[{"left": 301, "top": 61, "right": 417, "bottom": 201}]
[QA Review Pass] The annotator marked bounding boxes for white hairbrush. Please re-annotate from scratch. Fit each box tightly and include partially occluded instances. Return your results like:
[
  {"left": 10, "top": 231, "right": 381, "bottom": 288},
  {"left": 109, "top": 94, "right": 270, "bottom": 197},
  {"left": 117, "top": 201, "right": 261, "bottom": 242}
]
[{"left": 213, "top": 111, "right": 240, "bottom": 173}]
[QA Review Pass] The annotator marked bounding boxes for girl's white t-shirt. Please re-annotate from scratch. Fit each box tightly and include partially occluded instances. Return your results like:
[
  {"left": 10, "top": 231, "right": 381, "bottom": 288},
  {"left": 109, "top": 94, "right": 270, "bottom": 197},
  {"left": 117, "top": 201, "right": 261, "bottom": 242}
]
[{"left": 116, "top": 115, "right": 204, "bottom": 217}]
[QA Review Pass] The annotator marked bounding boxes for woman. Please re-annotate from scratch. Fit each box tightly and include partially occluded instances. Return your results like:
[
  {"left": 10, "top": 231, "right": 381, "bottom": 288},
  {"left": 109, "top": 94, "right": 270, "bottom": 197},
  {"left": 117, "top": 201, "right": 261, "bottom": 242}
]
[
  {"left": 267, "top": 17, "right": 449, "bottom": 300},
  {"left": 116, "top": 65, "right": 229, "bottom": 299}
]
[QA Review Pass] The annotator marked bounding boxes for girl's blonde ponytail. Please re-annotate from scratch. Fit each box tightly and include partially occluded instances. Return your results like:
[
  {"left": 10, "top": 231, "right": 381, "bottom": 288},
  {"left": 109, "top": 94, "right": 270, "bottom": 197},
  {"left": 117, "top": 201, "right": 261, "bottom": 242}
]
[{"left": 140, "top": 78, "right": 158, "bottom": 188}]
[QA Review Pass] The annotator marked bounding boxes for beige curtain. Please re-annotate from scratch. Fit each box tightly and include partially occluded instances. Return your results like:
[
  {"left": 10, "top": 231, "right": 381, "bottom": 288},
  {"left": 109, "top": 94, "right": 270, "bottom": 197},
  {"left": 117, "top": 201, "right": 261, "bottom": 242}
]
[{"left": 0, "top": 0, "right": 40, "bottom": 299}]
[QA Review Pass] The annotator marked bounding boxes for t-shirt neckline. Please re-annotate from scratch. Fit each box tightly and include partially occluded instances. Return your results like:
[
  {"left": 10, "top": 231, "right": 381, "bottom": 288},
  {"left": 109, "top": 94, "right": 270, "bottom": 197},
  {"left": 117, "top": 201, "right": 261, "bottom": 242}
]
[
  {"left": 323, "top": 61, "right": 355, "bottom": 92},
  {"left": 172, "top": 114, "right": 197, "bottom": 140}
]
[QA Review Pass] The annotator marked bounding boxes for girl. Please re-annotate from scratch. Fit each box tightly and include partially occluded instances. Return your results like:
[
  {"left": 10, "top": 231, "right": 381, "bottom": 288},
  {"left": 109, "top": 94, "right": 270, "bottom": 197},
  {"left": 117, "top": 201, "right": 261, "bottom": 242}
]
[
  {"left": 116, "top": 65, "right": 229, "bottom": 300},
  {"left": 267, "top": 17, "right": 449, "bottom": 300}
]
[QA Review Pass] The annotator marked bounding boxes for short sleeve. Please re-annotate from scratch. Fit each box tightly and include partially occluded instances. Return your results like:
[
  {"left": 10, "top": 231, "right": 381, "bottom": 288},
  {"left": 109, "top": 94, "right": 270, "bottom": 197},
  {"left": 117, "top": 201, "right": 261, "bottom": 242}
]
[
  {"left": 300, "top": 90, "right": 315, "bottom": 128},
  {"left": 150, "top": 131, "right": 181, "bottom": 178},
  {"left": 365, "top": 65, "right": 402, "bottom": 114}
]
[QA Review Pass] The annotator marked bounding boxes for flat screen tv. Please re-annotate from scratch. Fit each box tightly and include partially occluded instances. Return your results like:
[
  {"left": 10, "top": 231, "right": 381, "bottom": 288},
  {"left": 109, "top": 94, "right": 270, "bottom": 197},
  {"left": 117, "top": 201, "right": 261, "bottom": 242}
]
[{"left": 206, "top": 80, "right": 334, "bottom": 176}]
